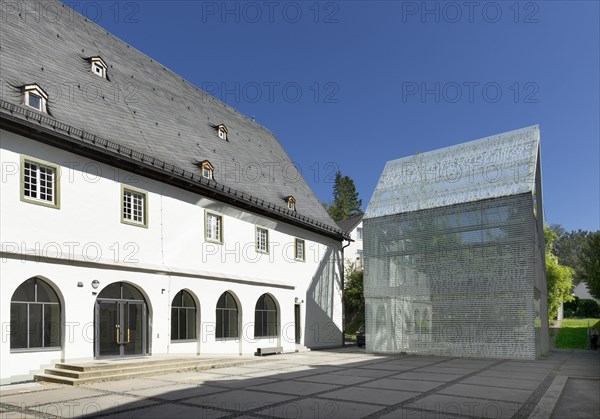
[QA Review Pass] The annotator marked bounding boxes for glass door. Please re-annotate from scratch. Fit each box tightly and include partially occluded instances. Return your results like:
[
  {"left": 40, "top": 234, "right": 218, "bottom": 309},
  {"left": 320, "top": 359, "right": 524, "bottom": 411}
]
[{"left": 97, "top": 300, "right": 146, "bottom": 357}]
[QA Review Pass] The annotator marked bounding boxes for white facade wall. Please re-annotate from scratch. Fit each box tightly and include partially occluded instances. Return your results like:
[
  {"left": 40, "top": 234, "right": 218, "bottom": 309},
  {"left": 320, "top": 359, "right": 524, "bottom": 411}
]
[
  {"left": 0, "top": 130, "right": 343, "bottom": 383},
  {"left": 344, "top": 222, "right": 363, "bottom": 270}
]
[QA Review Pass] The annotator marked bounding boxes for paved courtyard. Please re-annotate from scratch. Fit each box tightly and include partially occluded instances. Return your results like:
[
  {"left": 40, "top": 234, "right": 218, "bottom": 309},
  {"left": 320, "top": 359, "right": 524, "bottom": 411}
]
[{"left": 1, "top": 347, "right": 598, "bottom": 418}]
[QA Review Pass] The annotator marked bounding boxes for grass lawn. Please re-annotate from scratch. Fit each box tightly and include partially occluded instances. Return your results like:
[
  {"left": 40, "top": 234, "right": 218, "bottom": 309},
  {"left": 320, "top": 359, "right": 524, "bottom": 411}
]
[{"left": 555, "top": 318, "right": 600, "bottom": 349}]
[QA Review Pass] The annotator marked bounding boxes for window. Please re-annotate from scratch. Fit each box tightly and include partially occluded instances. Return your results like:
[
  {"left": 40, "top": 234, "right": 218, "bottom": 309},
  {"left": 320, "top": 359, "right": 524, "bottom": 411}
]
[
  {"left": 205, "top": 212, "right": 223, "bottom": 243},
  {"left": 217, "top": 124, "right": 228, "bottom": 141},
  {"left": 356, "top": 227, "right": 363, "bottom": 240},
  {"left": 295, "top": 239, "right": 305, "bottom": 262},
  {"left": 122, "top": 186, "right": 147, "bottom": 227},
  {"left": 21, "top": 156, "right": 59, "bottom": 208},
  {"left": 171, "top": 290, "right": 197, "bottom": 341},
  {"left": 286, "top": 196, "right": 296, "bottom": 211},
  {"left": 216, "top": 291, "right": 238, "bottom": 339},
  {"left": 11, "top": 277, "right": 61, "bottom": 350},
  {"left": 90, "top": 57, "right": 108, "bottom": 79},
  {"left": 24, "top": 84, "right": 48, "bottom": 112},
  {"left": 254, "top": 294, "right": 278, "bottom": 338},
  {"left": 201, "top": 160, "right": 214, "bottom": 180},
  {"left": 256, "top": 227, "right": 269, "bottom": 254}
]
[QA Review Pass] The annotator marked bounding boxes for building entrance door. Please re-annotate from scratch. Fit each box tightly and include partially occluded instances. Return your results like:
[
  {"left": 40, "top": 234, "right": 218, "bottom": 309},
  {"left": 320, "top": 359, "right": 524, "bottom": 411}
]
[
  {"left": 294, "top": 304, "right": 301, "bottom": 344},
  {"left": 95, "top": 282, "right": 147, "bottom": 358}
]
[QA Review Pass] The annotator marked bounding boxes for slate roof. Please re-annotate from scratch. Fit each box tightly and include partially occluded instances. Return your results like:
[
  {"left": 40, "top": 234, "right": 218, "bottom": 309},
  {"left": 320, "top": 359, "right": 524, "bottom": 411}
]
[
  {"left": 336, "top": 214, "right": 364, "bottom": 235},
  {"left": 0, "top": 0, "right": 344, "bottom": 239},
  {"left": 365, "top": 126, "right": 540, "bottom": 219}
]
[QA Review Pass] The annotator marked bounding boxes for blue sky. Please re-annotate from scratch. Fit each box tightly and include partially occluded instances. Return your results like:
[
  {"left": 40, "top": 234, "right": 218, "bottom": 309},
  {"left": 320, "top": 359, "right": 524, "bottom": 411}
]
[{"left": 63, "top": 1, "right": 599, "bottom": 232}]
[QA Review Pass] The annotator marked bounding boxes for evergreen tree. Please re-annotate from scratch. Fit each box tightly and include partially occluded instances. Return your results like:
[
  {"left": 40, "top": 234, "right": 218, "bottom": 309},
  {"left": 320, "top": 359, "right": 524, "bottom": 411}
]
[{"left": 326, "top": 171, "right": 363, "bottom": 221}]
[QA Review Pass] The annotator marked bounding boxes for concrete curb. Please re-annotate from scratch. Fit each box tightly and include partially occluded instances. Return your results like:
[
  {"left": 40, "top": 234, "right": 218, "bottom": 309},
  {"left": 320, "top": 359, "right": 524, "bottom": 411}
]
[{"left": 528, "top": 375, "right": 567, "bottom": 419}]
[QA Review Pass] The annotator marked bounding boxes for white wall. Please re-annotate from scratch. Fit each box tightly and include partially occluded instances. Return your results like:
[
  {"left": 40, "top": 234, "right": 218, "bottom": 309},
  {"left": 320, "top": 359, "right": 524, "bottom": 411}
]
[
  {"left": 0, "top": 129, "right": 343, "bottom": 383},
  {"left": 344, "top": 221, "right": 363, "bottom": 270}
]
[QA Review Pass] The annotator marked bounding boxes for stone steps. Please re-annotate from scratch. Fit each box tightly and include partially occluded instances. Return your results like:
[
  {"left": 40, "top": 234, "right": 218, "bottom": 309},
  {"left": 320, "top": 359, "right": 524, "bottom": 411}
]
[{"left": 34, "top": 357, "right": 262, "bottom": 386}]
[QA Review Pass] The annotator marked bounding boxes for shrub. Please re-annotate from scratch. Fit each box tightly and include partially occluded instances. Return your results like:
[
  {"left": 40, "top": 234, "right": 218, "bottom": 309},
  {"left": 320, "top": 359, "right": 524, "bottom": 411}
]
[{"left": 575, "top": 299, "right": 600, "bottom": 318}]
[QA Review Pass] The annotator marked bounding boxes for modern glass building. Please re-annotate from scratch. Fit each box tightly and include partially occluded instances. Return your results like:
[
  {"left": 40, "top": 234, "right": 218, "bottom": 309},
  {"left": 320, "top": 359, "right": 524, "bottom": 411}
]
[{"left": 363, "top": 126, "right": 548, "bottom": 359}]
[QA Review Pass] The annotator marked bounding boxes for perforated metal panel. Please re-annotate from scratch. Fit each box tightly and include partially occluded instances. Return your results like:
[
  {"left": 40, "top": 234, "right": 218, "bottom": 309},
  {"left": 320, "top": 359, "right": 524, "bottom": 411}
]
[{"left": 364, "top": 127, "right": 548, "bottom": 359}]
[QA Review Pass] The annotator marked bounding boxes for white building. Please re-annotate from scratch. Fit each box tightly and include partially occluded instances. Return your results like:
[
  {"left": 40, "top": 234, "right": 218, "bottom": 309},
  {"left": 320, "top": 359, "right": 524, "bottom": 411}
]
[
  {"left": 337, "top": 215, "right": 364, "bottom": 271},
  {"left": 0, "top": 0, "right": 346, "bottom": 384}
]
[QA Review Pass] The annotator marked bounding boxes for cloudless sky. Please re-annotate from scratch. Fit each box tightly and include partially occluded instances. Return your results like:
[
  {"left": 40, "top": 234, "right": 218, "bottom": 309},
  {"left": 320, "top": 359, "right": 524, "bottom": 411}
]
[{"left": 62, "top": 0, "right": 599, "bottom": 232}]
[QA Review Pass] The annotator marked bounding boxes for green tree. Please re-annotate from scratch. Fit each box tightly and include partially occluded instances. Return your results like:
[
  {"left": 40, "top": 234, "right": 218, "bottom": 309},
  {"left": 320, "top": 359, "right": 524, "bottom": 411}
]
[
  {"left": 580, "top": 231, "right": 600, "bottom": 300},
  {"left": 325, "top": 171, "right": 363, "bottom": 222},
  {"left": 552, "top": 227, "right": 589, "bottom": 284},
  {"left": 344, "top": 268, "right": 365, "bottom": 332},
  {"left": 545, "top": 226, "right": 575, "bottom": 321}
]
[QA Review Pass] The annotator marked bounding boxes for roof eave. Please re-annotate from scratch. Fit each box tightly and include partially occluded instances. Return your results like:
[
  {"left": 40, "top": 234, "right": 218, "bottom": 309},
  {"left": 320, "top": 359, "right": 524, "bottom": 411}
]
[{"left": 0, "top": 103, "right": 348, "bottom": 241}]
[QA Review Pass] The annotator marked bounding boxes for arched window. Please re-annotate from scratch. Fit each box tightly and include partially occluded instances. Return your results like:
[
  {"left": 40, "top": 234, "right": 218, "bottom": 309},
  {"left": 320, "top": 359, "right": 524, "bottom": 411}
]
[
  {"left": 171, "top": 290, "right": 197, "bottom": 341},
  {"left": 11, "top": 278, "right": 60, "bottom": 349},
  {"left": 255, "top": 294, "right": 278, "bottom": 338},
  {"left": 216, "top": 291, "right": 238, "bottom": 339}
]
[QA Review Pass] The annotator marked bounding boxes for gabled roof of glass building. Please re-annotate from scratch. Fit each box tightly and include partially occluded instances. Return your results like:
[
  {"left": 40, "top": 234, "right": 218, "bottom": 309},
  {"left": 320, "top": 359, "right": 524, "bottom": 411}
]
[{"left": 365, "top": 126, "right": 540, "bottom": 219}]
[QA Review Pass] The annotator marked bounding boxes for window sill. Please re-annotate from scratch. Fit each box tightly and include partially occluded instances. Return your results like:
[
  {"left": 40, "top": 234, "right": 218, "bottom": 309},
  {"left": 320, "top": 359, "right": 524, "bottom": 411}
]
[
  {"left": 11, "top": 347, "right": 61, "bottom": 353},
  {"left": 170, "top": 339, "right": 197, "bottom": 343}
]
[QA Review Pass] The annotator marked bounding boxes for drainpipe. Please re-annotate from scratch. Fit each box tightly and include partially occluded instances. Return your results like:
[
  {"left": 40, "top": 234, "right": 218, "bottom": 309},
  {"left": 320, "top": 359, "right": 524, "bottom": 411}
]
[{"left": 341, "top": 238, "right": 352, "bottom": 347}]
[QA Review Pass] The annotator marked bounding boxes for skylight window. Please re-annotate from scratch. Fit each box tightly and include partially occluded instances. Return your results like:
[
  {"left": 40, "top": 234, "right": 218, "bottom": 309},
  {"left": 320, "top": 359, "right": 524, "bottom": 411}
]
[{"left": 24, "top": 84, "right": 48, "bottom": 112}]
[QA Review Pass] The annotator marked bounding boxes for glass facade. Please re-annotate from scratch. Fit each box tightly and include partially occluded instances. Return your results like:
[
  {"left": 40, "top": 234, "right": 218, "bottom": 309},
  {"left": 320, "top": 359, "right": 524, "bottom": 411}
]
[{"left": 364, "top": 126, "right": 548, "bottom": 359}]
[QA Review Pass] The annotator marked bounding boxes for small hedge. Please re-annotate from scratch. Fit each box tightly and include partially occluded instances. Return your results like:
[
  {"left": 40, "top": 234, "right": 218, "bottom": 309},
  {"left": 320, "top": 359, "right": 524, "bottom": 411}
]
[{"left": 576, "top": 299, "right": 600, "bottom": 318}]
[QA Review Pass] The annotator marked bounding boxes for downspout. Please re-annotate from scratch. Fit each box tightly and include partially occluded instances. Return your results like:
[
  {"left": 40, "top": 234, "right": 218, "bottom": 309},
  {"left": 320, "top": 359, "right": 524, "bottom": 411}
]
[{"left": 341, "top": 238, "right": 352, "bottom": 347}]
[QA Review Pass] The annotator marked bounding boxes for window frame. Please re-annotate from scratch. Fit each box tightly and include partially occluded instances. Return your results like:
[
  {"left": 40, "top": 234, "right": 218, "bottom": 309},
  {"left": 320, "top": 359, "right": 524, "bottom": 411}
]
[
  {"left": 254, "top": 294, "right": 279, "bottom": 339},
  {"left": 10, "top": 278, "right": 61, "bottom": 352},
  {"left": 170, "top": 290, "right": 197, "bottom": 342},
  {"left": 216, "top": 291, "right": 239, "bottom": 340},
  {"left": 294, "top": 238, "right": 305, "bottom": 262},
  {"left": 24, "top": 84, "right": 48, "bottom": 113},
  {"left": 286, "top": 196, "right": 296, "bottom": 211},
  {"left": 356, "top": 227, "right": 363, "bottom": 240},
  {"left": 217, "top": 124, "right": 228, "bottom": 141},
  {"left": 20, "top": 155, "right": 60, "bottom": 209},
  {"left": 121, "top": 185, "right": 148, "bottom": 228},
  {"left": 205, "top": 211, "right": 223, "bottom": 244},
  {"left": 90, "top": 57, "right": 108, "bottom": 79},
  {"left": 256, "top": 226, "right": 269, "bottom": 254},
  {"left": 201, "top": 160, "right": 214, "bottom": 180}
]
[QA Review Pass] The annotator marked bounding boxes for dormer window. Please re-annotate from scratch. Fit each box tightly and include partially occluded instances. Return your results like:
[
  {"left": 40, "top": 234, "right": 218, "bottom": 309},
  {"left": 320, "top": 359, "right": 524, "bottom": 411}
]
[
  {"left": 217, "top": 124, "right": 228, "bottom": 141},
  {"left": 24, "top": 84, "right": 48, "bottom": 113},
  {"left": 90, "top": 57, "right": 108, "bottom": 79},
  {"left": 201, "top": 160, "right": 214, "bottom": 180},
  {"left": 286, "top": 196, "right": 296, "bottom": 211}
]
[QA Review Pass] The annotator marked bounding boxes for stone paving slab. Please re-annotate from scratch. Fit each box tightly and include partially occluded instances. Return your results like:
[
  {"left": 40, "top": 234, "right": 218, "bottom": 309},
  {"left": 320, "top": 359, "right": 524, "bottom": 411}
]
[
  {"left": 103, "top": 402, "right": 227, "bottom": 418},
  {"left": 476, "top": 369, "right": 549, "bottom": 381},
  {"left": 461, "top": 375, "right": 542, "bottom": 390},
  {"left": 30, "top": 394, "right": 157, "bottom": 418},
  {"left": 83, "top": 377, "right": 175, "bottom": 392},
  {"left": 379, "top": 406, "right": 470, "bottom": 419},
  {"left": 183, "top": 389, "right": 295, "bottom": 412},
  {"left": 414, "top": 393, "right": 521, "bottom": 419},
  {"left": 294, "top": 372, "right": 373, "bottom": 386},
  {"left": 251, "top": 380, "right": 340, "bottom": 396},
  {"left": 550, "top": 378, "right": 600, "bottom": 419},
  {"left": 392, "top": 371, "right": 464, "bottom": 382},
  {"left": 332, "top": 367, "right": 398, "bottom": 378},
  {"left": 438, "top": 383, "right": 533, "bottom": 403},
  {"left": 320, "top": 386, "right": 419, "bottom": 406},
  {"left": 360, "top": 377, "right": 443, "bottom": 392},
  {"left": 0, "top": 386, "right": 103, "bottom": 406},
  {"left": 126, "top": 383, "right": 227, "bottom": 400},
  {"left": 416, "top": 366, "right": 479, "bottom": 375},
  {"left": 256, "top": 397, "right": 383, "bottom": 418}
]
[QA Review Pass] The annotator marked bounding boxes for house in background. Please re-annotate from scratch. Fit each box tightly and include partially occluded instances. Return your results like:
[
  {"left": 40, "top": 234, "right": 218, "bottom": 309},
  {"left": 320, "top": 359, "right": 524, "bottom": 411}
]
[
  {"left": 337, "top": 214, "right": 364, "bottom": 271},
  {"left": 0, "top": 0, "right": 346, "bottom": 384}
]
